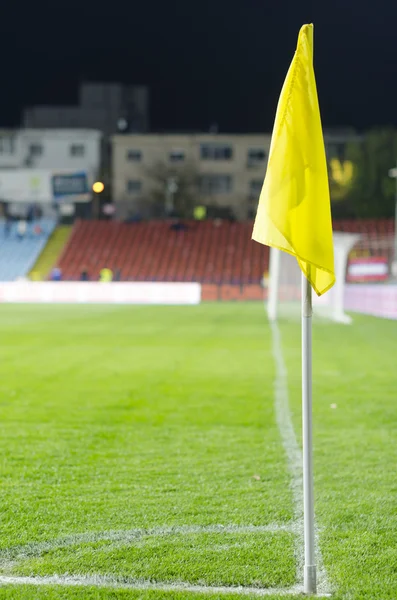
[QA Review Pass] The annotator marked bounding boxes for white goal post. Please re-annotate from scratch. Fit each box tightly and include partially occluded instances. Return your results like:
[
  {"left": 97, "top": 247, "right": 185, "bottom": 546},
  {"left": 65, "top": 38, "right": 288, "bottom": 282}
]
[{"left": 267, "top": 233, "right": 361, "bottom": 324}]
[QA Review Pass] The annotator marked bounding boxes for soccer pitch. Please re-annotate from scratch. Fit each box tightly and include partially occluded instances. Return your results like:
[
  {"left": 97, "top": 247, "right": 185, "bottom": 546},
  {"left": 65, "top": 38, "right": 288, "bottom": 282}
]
[{"left": 0, "top": 303, "right": 396, "bottom": 600}]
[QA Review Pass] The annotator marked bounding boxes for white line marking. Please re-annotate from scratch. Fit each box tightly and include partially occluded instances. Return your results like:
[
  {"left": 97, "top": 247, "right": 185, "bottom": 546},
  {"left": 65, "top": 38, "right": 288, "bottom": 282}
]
[
  {"left": 0, "top": 574, "right": 331, "bottom": 597},
  {"left": 270, "top": 321, "right": 331, "bottom": 595},
  {"left": 0, "top": 523, "right": 293, "bottom": 564}
]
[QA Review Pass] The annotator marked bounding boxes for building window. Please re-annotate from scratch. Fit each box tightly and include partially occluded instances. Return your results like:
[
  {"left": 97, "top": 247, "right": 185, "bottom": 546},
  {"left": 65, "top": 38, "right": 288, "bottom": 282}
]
[
  {"left": 199, "top": 174, "right": 233, "bottom": 194},
  {"left": 248, "top": 148, "right": 266, "bottom": 161},
  {"left": 200, "top": 143, "right": 233, "bottom": 161},
  {"left": 247, "top": 148, "right": 266, "bottom": 166},
  {"left": 29, "top": 143, "right": 43, "bottom": 156},
  {"left": 249, "top": 179, "right": 263, "bottom": 196},
  {"left": 169, "top": 149, "right": 185, "bottom": 162},
  {"left": 70, "top": 144, "right": 85, "bottom": 157},
  {"left": 126, "top": 149, "right": 142, "bottom": 161},
  {"left": 126, "top": 180, "right": 142, "bottom": 194}
]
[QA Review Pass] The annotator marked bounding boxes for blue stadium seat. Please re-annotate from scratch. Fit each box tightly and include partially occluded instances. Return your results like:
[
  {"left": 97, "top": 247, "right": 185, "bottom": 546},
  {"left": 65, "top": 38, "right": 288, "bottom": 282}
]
[{"left": 0, "top": 218, "right": 56, "bottom": 281}]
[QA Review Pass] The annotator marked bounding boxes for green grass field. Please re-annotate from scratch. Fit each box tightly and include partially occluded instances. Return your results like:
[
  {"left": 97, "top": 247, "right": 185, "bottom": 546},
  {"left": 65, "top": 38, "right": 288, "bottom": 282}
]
[{"left": 0, "top": 303, "right": 395, "bottom": 599}]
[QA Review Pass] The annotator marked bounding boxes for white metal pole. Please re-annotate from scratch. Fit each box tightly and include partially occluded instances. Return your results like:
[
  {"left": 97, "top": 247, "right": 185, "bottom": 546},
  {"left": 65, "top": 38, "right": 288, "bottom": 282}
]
[
  {"left": 302, "top": 272, "right": 316, "bottom": 594},
  {"left": 394, "top": 168, "right": 397, "bottom": 269},
  {"left": 388, "top": 164, "right": 397, "bottom": 276}
]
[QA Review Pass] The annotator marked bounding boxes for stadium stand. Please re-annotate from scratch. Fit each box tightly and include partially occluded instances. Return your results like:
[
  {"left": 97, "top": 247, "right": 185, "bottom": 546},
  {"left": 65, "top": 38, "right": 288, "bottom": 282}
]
[
  {"left": 29, "top": 226, "right": 72, "bottom": 280},
  {"left": 56, "top": 219, "right": 395, "bottom": 284},
  {"left": 0, "top": 218, "right": 56, "bottom": 281},
  {"left": 57, "top": 220, "right": 269, "bottom": 283}
]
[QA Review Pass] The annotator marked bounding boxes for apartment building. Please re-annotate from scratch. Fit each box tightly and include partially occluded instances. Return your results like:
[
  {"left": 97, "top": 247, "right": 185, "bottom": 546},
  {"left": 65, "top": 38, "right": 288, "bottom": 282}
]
[
  {"left": 0, "top": 129, "right": 101, "bottom": 173},
  {"left": 111, "top": 134, "right": 272, "bottom": 220},
  {"left": 0, "top": 129, "right": 102, "bottom": 215}
]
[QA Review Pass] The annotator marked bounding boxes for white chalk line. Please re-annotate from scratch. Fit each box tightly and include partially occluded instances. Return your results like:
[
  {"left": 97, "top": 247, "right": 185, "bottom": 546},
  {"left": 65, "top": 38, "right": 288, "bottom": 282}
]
[
  {"left": 270, "top": 321, "right": 331, "bottom": 595},
  {"left": 0, "top": 523, "right": 293, "bottom": 565},
  {"left": 0, "top": 574, "right": 331, "bottom": 597}
]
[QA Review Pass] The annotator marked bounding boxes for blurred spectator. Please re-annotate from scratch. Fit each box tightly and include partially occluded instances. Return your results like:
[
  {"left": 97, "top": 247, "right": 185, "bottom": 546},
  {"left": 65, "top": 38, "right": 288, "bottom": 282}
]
[
  {"left": 114, "top": 268, "right": 121, "bottom": 281},
  {"left": 17, "top": 220, "right": 27, "bottom": 240},
  {"left": 194, "top": 205, "right": 207, "bottom": 221},
  {"left": 170, "top": 219, "right": 187, "bottom": 232},
  {"left": 3, "top": 202, "right": 11, "bottom": 236},
  {"left": 99, "top": 268, "right": 113, "bottom": 282},
  {"left": 33, "top": 224, "right": 43, "bottom": 236},
  {"left": 80, "top": 269, "right": 89, "bottom": 281},
  {"left": 103, "top": 203, "right": 115, "bottom": 220},
  {"left": 125, "top": 212, "right": 143, "bottom": 223},
  {"left": 50, "top": 267, "right": 62, "bottom": 281},
  {"left": 4, "top": 216, "right": 11, "bottom": 237},
  {"left": 27, "top": 204, "right": 35, "bottom": 223}
]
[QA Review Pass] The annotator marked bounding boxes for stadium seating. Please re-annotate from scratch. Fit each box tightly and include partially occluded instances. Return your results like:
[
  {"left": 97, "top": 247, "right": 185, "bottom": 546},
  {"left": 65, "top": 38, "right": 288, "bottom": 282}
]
[
  {"left": 57, "top": 219, "right": 395, "bottom": 284},
  {"left": 0, "top": 218, "right": 56, "bottom": 281},
  {"left": 57, "top": 220, "right": 269, "bottom": 284}
]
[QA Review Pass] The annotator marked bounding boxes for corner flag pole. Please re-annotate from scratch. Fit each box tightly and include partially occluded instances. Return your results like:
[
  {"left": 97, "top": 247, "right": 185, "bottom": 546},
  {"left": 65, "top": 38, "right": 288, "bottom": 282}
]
[
  {"left": 302, "top": 272, "right": 316, "bottom": 594},
  {"left": 251, "top": 24, "right": 335, "bottom": 592}
]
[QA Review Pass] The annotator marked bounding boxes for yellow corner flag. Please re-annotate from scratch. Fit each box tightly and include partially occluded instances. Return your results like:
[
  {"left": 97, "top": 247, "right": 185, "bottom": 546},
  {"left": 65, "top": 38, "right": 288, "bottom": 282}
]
[{"left": 252, "top": 24, "right": 335, "bottom": 296}]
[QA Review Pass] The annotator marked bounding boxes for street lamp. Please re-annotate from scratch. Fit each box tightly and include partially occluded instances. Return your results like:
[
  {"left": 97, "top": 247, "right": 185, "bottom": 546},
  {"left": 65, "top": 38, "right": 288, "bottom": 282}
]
[
  {"left": 92, "top": 181, "right": 105, "bottom": 218},
  {"left": 92, "top": 181, "right": 105, "bottom": 194},
  {"left": 388, "top": 165, "right": 397, "bottom": 276}
]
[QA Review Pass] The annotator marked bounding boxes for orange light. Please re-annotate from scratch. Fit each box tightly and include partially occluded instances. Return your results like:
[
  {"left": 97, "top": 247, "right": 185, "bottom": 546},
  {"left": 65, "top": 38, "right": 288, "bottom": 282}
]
[{"left": 92, "top": 181, "right": 105, "bottom": 193}]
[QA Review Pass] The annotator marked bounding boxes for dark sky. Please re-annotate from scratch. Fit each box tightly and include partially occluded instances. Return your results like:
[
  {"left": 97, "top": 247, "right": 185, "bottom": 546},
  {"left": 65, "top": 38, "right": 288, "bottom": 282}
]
[{"left": 2, "top": 0, "right": 397, "bottom": 132}]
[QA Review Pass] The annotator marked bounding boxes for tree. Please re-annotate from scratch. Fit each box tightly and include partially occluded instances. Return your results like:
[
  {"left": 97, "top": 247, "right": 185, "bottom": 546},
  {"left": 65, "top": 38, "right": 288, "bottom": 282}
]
[
  {"left": 340, "top": 128, "right": 397, "bottom": 218},
  {"left": 143, "top": 161, "right": 199, "bottom": 218}
]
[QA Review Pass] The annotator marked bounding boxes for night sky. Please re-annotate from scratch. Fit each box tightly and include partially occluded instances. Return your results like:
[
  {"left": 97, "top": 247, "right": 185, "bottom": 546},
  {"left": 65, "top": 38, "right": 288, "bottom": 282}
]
[{"left": 2, "top": 0, "right": 397, "bottom": 132}]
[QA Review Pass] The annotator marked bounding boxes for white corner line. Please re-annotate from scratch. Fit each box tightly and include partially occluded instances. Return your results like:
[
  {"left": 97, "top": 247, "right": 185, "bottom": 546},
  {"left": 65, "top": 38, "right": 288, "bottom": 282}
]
[
  {"left": 0, "top": 523, "right": 294, "bottom": 565},
  {"left": 0, "top": 574, "right": 332, "bottom": 597}
]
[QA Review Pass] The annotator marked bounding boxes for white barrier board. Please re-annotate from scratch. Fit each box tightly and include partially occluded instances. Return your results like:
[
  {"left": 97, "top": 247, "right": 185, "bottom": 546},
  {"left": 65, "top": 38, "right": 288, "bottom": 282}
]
[{"left": 0, "top": 282, "right": 201, "bottom": 305}]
